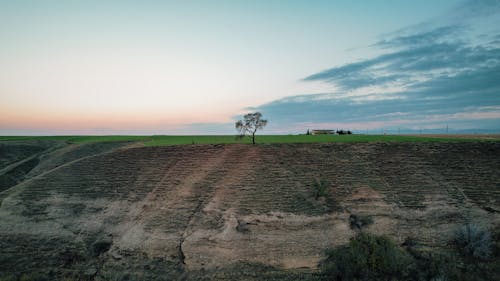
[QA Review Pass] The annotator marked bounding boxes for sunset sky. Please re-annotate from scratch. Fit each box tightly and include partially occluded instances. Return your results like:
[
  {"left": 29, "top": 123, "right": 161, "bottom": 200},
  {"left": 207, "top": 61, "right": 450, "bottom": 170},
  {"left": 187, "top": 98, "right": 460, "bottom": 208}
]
[{"left": 1, "top": 0, "right": 499, "bottom": 135}]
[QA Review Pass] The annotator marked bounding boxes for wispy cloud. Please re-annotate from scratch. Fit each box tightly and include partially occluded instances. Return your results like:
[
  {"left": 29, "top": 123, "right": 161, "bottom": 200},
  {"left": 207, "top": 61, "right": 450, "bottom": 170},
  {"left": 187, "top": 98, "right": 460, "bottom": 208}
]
[
  {"left": 252, "top": 0, "right": 500, "bottom": 133},
  {"left": 449, "top": 0, "right": 500, "bottom": 19}
]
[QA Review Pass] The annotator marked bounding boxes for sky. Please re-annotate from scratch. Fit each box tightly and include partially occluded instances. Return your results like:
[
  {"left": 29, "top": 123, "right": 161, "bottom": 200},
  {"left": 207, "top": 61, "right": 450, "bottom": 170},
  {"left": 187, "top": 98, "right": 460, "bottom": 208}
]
[{"left": 1, "top": 0, "right": 499, "bottom": 135}]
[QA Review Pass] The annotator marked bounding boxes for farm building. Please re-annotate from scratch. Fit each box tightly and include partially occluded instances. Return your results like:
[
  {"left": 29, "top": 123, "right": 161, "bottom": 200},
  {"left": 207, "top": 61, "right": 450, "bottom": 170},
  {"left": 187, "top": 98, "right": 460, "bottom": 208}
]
[{"left": 311, "top": 129, "right": 335, "bottom": 135}]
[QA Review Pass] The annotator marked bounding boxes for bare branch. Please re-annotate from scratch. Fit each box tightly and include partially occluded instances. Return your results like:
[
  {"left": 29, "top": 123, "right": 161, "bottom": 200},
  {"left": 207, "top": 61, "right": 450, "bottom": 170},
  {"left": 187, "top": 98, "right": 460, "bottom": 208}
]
[{"left": 234, "top": 112, "right": 268, "bottom": 144}]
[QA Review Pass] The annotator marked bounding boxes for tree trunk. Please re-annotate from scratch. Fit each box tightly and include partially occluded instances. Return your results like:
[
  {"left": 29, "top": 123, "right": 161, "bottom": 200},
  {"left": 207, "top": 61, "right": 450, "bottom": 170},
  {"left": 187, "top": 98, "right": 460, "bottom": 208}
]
[{"left": 252, "top": 132, "right": 255, "bottom": 144}]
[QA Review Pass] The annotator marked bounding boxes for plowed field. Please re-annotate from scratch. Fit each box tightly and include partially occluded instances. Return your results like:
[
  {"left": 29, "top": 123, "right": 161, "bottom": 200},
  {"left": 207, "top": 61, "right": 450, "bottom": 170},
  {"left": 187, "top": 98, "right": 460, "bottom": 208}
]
[{"left": 0, "top": 141, "right": 499, "bottom": 280}]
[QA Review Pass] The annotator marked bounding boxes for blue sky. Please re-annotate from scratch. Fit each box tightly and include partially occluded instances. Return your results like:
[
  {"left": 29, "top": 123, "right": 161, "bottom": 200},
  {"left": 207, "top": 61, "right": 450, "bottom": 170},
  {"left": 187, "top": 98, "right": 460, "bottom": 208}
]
[{"left": 0, "top": 0, "right": 499, "bottom": 134}]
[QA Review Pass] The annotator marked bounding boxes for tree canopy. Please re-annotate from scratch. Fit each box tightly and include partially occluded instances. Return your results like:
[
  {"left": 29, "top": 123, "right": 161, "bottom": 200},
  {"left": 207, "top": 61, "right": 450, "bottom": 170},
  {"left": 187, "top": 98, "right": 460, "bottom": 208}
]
[{"left": 235, "top": 112, "right": 268, "bottom": 144}]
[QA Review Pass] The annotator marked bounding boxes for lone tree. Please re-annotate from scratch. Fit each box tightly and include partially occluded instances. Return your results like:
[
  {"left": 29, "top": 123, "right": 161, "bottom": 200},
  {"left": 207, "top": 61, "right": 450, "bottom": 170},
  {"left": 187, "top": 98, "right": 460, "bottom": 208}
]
[{"left": 235, "top": 112, "right": 268, "bottom": 144}]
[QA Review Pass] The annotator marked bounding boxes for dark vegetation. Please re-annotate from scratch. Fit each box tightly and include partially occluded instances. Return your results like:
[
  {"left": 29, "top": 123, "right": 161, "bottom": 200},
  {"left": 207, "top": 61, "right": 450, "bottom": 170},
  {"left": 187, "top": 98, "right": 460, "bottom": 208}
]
[
  {"left": 92, "top": 239, "right": 113, "bottom": 257},
  {"left": 319, "top": 224, "right": 500, "bottom": 281},
  {"left": 348, "top": 214, "right": 374, "bottom": 231},
  {"left": 312, "top": 178, "right": 329, "bottom": 200},
  {"left": 335, "top": 130, "right": 352, "bottom": 135},
  {"left": 452, "top": 223, "right": 492, "bottom": 261},
  {"left": 321, "top": 233, "right": 414, "bottom": 280},
  {"left": 2, "top": 226, "right": 498, "bottom": 281}
]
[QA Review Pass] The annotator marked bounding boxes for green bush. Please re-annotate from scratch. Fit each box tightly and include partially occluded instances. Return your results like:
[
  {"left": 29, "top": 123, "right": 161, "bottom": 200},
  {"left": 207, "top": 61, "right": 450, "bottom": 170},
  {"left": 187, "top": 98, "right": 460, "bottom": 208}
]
[
  {"left": 312, "top": 178, "right": 329, "bottom": 200},
  {"left": 407, "top": 250, "right": 459, "bottom": 281},
  {"left": 452, "top": 224, "right": 492, "bottom": 261},
  {"left": 321, "top": 233, "right": 414, "bottom": 280}
]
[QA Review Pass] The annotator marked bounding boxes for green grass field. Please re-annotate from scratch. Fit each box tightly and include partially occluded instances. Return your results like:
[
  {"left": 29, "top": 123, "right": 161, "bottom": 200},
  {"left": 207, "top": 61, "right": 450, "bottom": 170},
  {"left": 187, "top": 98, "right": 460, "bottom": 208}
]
[{"left": 0, "top": 134, "right": 496, "bottom": 146}]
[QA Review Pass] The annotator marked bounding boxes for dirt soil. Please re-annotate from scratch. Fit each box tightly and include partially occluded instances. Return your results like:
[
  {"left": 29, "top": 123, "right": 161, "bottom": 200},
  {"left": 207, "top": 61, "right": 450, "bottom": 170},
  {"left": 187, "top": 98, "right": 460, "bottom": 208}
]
[{"left": 0, "top": 141, "right": 499, "bottom": 280}]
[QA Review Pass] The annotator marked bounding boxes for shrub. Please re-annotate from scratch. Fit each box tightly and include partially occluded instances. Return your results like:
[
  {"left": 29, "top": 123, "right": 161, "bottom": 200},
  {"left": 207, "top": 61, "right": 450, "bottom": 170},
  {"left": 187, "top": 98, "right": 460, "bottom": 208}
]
[
  {"left": 92, "top": 239, "right": 112, "bottom": 257},
  {"left": 349, "top": 214, "right": 373, "bottom": 231},
  {"left": 312, "top": 179, "right": 329, "bottom": 200},
  {"left": 452, "top": 223, "right": 492, "bottom": 261},
  {"left": 407, "top": 250, "right": 459, "bottom": 281},
  {"left": 321, "top": 233, "right": 414, "bottom": 280}
]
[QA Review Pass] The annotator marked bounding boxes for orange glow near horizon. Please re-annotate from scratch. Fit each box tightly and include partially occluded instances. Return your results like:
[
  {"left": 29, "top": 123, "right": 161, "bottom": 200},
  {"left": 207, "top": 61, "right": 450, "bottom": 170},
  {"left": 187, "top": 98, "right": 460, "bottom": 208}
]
[
  {"left": 0, "top": 48, "right": 297, "bottom": 134},
  {"left": 0, "top": 104, "right": 241, "bottom": 133},
  {"left": 3, "top": 2, "right": 499, "bottom": 135}
]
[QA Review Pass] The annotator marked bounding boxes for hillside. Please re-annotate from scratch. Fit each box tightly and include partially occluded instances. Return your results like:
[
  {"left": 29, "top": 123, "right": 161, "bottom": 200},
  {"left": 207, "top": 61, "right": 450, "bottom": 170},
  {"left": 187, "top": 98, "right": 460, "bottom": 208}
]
[{"left": 0, "top": 140, "right": 499, "bottom": 280}]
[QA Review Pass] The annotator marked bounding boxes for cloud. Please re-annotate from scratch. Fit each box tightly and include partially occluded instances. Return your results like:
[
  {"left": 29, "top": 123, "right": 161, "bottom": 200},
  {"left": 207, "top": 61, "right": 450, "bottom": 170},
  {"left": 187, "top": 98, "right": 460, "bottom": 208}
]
[
  {"left": 450, "top": 0, "right": 500, "bottom": 19},
  {"left": 373, "top": 26, "right": 463, "bottom": 49},
  {"left": 253, "top": 1, "right": 500, "bottom": 133}
]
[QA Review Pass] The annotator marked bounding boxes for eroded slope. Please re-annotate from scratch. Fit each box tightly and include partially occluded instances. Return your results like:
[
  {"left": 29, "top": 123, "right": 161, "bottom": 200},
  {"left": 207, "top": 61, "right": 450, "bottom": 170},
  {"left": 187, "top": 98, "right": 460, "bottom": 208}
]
[{"left": 0, "top": 142, "right": 499, "bottom": 279}]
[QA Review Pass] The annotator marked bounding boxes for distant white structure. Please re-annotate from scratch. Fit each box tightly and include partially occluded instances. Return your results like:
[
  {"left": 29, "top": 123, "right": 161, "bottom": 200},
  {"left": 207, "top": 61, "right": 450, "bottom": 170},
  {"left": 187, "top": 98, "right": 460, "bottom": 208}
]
[{"left": 311, "top": 129, "right": 335, "bottom": 135}]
